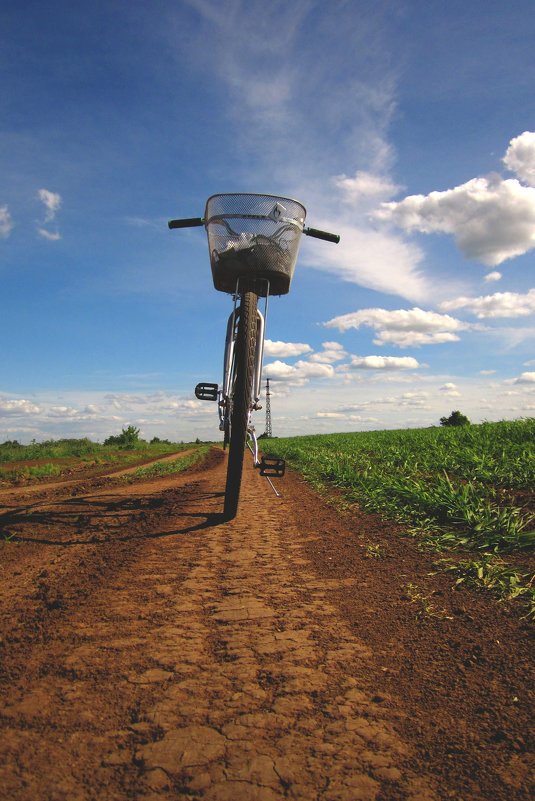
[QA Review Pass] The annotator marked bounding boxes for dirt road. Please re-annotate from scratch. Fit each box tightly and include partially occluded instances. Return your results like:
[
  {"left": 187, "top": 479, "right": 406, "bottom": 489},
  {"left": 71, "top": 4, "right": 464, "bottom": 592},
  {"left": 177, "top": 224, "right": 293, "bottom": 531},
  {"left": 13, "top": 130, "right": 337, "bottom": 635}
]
[{"left": 0, "top": 448, "right": 532, "bottom": 800}]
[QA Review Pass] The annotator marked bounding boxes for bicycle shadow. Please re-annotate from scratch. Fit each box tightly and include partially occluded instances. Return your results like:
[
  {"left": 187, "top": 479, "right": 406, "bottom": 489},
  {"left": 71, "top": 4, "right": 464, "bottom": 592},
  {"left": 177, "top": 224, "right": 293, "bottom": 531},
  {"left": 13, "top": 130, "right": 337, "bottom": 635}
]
[{"left": 0, "top": 487, "right": 228, "bottom": 546}]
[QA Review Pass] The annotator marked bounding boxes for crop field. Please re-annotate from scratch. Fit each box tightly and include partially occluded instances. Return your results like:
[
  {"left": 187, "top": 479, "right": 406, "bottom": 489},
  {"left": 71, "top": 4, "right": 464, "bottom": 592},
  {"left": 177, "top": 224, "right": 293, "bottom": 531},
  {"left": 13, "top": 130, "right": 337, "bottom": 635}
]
[{"left": 261, "top": 418, "right": 535, "bottom": 614}]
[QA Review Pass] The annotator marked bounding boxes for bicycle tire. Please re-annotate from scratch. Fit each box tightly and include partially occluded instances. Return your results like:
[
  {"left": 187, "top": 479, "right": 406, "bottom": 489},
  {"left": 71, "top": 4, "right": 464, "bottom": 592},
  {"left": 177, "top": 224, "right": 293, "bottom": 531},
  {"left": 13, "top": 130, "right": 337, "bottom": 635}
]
[{"left": 223, "top": 290, "right": 258, "bottom": 519}]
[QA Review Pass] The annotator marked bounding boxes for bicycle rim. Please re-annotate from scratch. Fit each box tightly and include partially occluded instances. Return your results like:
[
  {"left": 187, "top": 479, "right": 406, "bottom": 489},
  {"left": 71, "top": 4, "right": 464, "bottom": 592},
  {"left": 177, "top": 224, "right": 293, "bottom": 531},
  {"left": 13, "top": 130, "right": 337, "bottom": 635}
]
[{"left": 224, "top": 290, "right": 258, "bottom": 519}]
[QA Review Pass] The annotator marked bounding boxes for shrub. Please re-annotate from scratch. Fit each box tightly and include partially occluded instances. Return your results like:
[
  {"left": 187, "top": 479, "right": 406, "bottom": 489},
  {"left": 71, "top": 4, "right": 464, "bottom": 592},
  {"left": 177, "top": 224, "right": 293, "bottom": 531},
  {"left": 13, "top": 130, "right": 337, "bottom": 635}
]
[{"left": 440, "top": 410, "right": 470, "bottom": 427}]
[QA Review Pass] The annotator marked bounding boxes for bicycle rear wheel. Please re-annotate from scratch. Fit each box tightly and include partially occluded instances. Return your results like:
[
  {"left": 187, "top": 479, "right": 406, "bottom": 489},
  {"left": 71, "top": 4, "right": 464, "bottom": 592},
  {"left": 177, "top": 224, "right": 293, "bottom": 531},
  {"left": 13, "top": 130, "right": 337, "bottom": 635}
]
[{"left": 224, "top": 290, "right": 258, "bottom": 519}]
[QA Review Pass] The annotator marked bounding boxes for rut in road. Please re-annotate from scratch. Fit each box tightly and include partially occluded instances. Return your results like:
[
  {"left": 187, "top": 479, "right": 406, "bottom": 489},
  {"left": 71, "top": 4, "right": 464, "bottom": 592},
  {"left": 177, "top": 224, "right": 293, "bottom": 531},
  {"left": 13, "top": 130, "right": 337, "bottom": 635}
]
[{"left": 0, "top": 449, "right": 436, "bottom": 801}]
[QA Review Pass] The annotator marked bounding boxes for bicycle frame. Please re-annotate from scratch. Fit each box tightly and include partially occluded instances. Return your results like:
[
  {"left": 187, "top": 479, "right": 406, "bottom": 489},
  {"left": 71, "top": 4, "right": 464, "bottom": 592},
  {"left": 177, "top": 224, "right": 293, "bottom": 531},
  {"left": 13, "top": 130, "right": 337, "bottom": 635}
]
[{"left": 219, "top": 278, "right": 269, "bottom": 469}]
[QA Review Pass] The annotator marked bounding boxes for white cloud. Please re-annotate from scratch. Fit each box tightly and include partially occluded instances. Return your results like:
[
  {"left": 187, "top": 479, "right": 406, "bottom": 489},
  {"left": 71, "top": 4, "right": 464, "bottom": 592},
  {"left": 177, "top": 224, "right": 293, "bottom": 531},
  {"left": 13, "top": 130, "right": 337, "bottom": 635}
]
[
  {"left": 264, "top": 358, "right": 335, "bottom": 386},
  {"left": 309, "top": 342, "right": 347, "bottom": 363},
  {"left": 375, "top": 174, "right": 535, "bottom": 266},
  {"left": 345, "top": 355, "right": 422, "bottom": 370},
  {"left": 37, "top": 228, "right": 62, "bottom": 241},
  {"left": 0, "top": 205, "right": 14, "bottom": 238},
  {"left": 0, "top": 398, "right": 41, "bottom": 416},
  {"left": 334, "top": 170, "right": 401, "bottom": 206},
  {"left": 503, "top": 131, "right": 535, "bottom": 186},
  {"left": 439, "top": 382, "right": 461, "bottom": 397},
  {"left": 480, "top": 369, "right": 496, "bottom": 375},
  {"left": 263, "top": 339, "right": 312, "bottom": 358},
  {"left": 37, "top": 189, "right": 62, "bottom": 221},
  {"left": 316, "top": 411, "right": 378, "bottom": 423},
  {"left": 302, "top": 220, "right": 430, "bottom": 302},
  {"left": 441, "top": 288, "right": 535, "bottom": 318},
  {"left": 325, "top": 306, "right": 469, "bottom": 347},
  {"left": 37, "top": 188, "right": 62, "bottom": 240},
  {"left": 515, "top": 371, "right": 535, "bottom": 384},
  {"left": 484, "top": 271, "right": 502, "bottom": 282},
  {"left": 181, "top": 2, "right": 437, "bottom": 304}
]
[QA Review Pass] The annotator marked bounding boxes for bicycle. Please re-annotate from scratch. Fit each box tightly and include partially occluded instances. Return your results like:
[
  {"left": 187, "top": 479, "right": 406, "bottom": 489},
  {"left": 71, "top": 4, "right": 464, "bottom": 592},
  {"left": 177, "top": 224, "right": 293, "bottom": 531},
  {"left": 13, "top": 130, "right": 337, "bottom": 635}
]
[{"left": 169, "top": 193, "right": 339, "bottom": 519}]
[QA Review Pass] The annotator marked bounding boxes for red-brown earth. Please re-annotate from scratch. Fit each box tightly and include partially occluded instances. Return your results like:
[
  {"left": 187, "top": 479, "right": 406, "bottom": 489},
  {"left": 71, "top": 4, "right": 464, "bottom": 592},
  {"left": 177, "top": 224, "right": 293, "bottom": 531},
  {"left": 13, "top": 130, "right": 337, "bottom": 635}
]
[{"left": 0, "top": 447, "right": 532, "bottom": 800}]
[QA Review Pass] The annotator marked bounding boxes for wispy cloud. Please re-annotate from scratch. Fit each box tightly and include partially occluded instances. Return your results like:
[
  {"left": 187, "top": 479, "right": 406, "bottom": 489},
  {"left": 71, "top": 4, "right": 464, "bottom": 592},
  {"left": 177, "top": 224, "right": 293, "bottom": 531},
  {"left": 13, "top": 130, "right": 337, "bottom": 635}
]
[
  {"left": 0, "top": 205, "right": 14, "bottom": 238},
  {"left": 179, "top": 0, "right": 437, "bottom": 303},
  {"left": 37, "top": 188, "right": 62, "bottom": 240}
]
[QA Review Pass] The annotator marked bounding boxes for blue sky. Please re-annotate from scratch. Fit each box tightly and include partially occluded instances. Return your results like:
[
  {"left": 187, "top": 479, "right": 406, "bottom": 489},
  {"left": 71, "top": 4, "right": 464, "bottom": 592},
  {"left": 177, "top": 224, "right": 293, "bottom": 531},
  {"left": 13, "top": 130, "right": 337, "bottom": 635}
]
[{"left": 1, "top": 0, "right": 534, "bottom": 443}]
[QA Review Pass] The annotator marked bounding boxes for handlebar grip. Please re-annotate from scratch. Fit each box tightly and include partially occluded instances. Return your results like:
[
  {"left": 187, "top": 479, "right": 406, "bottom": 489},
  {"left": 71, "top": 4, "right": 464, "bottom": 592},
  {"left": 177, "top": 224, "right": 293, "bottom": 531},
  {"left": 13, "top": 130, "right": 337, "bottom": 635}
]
[
  {"left": 303, "top": 227, "right": 340, "bottom": 244},
  {"left": 168, "top": 217, "right": 205, "bottom": 229}
]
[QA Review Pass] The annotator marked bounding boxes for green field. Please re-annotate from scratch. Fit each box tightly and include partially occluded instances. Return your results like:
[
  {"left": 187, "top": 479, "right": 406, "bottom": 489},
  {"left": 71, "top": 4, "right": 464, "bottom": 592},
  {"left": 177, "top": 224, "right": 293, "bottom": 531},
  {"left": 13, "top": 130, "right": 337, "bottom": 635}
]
[
  {"left": 0, "top": 436, "right": 198, "bottom": 484},
  {"left": 261, "top": 419, "right": 534, "bottom": 614}
]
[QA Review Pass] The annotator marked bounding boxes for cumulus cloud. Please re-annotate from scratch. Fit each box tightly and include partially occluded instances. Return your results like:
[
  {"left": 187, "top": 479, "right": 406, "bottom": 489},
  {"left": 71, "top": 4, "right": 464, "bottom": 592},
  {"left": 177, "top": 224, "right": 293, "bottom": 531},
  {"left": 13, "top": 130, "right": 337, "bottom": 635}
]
[
  {"left": 263, "top": 339, "right": 312, "bottom": 358},
  {"left": 264, "top": 358, "right": 335, "bottom": 386},
  {"left": 325, "top": 307, "right": 469, "bottom": 347},
  {"left": 441, "top": 288, "right": 535, "bottom": 318},
  {"left": 375, "top": 174, "right": 535, "bottom": 266},
  {"left": 0, "top": 205, "right": 14, "bottom": 238},
  {"left": 515, "top": 371, "right": 535, "bottom": 384},
  {"left": 484, "top": 271, "right": 502, "bottom": 282},
  {"left": 503, "top": 131, "right": 535, "bottom": 186},
  {"left": 439, "top": 382, "right": 461, "bottom": 397},
  {"left": 0, "top": 398, "right": 41, "bottom": 415},
  {"left": 309, "top": 342, "right": 347, "bottom": 363},
  {"left": 345, "top": 355, "right": 421, "bottom": 370}
]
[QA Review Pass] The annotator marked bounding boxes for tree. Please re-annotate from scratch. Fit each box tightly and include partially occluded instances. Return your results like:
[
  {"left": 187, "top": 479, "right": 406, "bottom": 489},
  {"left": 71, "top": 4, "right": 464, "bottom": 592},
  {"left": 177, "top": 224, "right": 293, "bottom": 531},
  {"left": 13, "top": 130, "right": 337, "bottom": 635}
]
[
  {"left": 440, "top": 410, "right": 470, "bottom": 427},
  {"left": 104, "top": 425, "right": 142, "bottom": 447}
]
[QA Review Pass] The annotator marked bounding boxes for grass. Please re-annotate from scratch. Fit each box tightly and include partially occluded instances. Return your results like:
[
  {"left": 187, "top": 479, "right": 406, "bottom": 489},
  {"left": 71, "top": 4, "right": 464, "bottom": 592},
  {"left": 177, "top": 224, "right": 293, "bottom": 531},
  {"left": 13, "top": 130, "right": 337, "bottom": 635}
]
[
  {"left": 261, "top": 419, "right": 534, "bottom": 614},
  {"left": 0, "top": 437, "right": 198, "bottom": 485},
  {"left": 122, "top": 446, "right": 210, "bottom": 481}
]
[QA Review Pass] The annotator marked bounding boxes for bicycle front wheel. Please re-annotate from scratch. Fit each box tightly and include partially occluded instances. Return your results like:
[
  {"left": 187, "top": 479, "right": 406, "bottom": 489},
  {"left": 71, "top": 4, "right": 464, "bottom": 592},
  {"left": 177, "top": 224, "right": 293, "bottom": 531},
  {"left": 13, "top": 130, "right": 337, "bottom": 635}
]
[{"left": 224, "top": 290, "right": 258, "bottom": 519}]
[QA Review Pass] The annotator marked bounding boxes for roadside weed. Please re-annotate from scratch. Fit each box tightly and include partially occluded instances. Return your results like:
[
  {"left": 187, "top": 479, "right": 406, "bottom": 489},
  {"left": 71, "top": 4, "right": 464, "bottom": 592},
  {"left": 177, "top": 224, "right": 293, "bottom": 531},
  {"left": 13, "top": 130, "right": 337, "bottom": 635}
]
[
  {"left": 403, "top": 582, "right": 453, "bottom": 620},
  {"left": 437, "top": 554, "right": 535, "bottom": 619},
  {"left": 364, "top": 543, "right": 387, "bottom": 559}
]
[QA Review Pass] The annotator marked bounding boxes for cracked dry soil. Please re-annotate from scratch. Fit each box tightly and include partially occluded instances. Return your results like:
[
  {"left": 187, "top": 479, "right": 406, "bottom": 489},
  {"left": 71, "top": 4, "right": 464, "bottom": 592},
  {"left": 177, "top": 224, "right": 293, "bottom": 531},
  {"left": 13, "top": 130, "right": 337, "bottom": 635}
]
[{"left": 0, "top": 447, "right": 533, "bottom": 801}]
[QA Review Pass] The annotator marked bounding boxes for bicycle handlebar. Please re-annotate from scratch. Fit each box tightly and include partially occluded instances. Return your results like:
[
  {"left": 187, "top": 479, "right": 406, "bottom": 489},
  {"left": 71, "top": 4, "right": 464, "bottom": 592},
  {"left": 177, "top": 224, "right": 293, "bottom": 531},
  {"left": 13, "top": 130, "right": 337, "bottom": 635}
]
[
  {"left": 168, "top": 217, "right": 340, "bottom": 244},
  {"left": 168, "top": 217, "right": 205, "bottom": 229},
  {"left": 303, "top": 227, "right": 340, "bottom": 243}
]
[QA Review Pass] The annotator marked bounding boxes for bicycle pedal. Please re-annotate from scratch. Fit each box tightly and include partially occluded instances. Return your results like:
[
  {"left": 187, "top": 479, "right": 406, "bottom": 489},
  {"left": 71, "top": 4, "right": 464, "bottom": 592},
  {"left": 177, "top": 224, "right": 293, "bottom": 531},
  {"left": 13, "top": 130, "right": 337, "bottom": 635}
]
[
  {"left": 195, "top": 382, "right": 218, "bottom": 401},
  {"left": 259, "top": 457, "right": 285, "bottom": 478}
]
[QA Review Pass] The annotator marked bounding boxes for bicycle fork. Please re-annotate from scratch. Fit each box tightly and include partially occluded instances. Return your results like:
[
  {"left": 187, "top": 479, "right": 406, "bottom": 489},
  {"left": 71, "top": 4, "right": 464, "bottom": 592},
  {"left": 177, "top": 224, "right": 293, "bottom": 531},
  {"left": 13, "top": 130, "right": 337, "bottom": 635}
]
[
  {"left": 220, "top": 297, "right": 265, "bottom": 463},
  {"left": 195, "top": 289, "right": 286, "bottom": 482}
]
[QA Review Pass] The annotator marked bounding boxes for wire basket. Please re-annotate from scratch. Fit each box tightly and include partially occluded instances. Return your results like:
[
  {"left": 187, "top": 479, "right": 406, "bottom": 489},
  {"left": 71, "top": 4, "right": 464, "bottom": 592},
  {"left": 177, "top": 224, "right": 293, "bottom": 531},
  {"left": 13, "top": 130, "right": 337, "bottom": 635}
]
[{"left": 204, "top": 193, "right": 306, "bottom": 296}]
